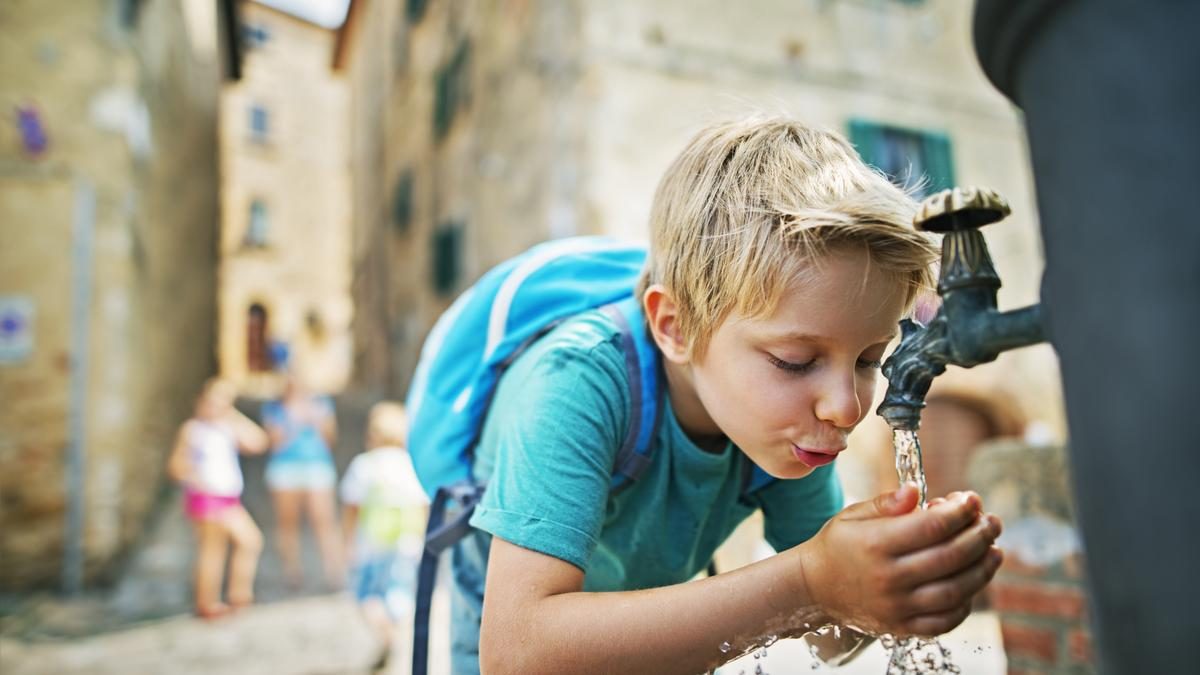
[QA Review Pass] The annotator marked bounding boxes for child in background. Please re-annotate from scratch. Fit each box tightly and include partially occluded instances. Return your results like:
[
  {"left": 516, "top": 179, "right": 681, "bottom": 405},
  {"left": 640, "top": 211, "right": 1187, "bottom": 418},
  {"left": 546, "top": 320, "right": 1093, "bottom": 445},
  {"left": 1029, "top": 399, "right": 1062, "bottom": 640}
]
[
  {"left": 340, "top": 402, "right": 429, "bottom": 671},
  {"left": 167, "top": 377, "right": 270, "bottom": 619},
  {"left": 262, "top": 371, "right": 344, "bottom": 589}
]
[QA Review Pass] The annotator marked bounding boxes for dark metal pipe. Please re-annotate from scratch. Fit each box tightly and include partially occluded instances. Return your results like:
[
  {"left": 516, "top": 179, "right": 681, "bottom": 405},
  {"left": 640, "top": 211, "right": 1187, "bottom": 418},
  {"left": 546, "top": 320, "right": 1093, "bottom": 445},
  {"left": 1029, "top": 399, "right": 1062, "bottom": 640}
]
[{"left": 974, "top": 2, "right": 1200, "bottom": 672}]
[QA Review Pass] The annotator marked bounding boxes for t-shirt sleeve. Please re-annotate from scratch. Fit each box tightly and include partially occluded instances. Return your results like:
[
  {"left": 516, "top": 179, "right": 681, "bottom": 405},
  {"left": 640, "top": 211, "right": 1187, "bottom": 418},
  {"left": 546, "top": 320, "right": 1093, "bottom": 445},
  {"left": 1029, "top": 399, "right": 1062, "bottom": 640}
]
[
  {"left": 469, "top": 334, "right": 628, "bottom": 572},
  {"left": 339, "top": 455, "right": 368, "bottom": 505},
  {"left": 754, "top": 463, "right": 844, "bottom": 553}
]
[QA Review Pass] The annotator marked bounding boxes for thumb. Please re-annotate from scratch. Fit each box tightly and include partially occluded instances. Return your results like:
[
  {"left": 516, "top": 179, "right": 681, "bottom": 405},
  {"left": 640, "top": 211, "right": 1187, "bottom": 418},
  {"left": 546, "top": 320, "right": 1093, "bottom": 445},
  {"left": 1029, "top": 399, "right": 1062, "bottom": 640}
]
[{"left": 842, "top": 483, "right": 920, "bottom": 520}]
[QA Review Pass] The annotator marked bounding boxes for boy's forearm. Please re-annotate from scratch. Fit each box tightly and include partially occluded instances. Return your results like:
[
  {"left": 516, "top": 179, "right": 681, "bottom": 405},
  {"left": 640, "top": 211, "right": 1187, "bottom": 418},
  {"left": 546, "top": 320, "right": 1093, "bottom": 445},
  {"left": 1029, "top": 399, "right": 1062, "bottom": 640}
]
[{"left": 482, "top": 547, "right": 830, "bottom": 675}]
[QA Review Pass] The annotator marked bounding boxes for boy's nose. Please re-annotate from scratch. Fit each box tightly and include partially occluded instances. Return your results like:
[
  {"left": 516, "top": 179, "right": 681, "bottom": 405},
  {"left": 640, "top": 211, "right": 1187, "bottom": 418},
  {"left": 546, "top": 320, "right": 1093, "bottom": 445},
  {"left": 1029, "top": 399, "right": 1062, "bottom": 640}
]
[{"left": 814, "top": 372, "right": 863, "bottom": 429}]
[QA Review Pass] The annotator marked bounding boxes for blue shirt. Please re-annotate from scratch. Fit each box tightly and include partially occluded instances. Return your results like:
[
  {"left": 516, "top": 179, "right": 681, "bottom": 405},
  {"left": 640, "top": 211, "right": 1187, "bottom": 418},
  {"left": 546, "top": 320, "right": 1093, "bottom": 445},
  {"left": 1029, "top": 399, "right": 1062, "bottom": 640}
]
[
  {"left": 262, "top": 396, "right": 335, "bottom": 466},
  {"left": 469, "top": 309, "right": 843, "bottom": 591}
]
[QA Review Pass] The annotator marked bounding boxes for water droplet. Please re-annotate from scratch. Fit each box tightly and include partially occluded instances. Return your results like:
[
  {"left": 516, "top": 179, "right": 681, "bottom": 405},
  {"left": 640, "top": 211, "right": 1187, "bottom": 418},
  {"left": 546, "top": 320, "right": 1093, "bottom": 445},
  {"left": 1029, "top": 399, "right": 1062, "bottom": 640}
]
[
  {"left": 754, "top": 665, "right": 764, "bottom": 675},
  {"left": 719, "top": 641, "right": 732, "bottom": 653},
  {"left": 763, "top": 634, "right": 778, "bottom": 647},
  {"left": 832, "top": 625, "right": 841, "bottom": 639}
]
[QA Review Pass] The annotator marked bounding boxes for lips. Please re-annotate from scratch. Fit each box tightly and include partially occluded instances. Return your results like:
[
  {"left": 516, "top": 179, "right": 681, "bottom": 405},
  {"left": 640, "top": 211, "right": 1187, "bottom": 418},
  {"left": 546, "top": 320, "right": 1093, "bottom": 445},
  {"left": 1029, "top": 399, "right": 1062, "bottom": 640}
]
[{"left": 791, "top": 445, "right": 844, "bottom": 468}]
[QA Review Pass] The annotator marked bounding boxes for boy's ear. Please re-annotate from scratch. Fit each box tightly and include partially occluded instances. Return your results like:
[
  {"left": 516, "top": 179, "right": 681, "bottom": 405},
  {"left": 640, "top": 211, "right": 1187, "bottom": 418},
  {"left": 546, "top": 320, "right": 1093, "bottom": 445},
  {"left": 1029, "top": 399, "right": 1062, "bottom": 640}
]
[{"left": 643, "top": 284, "right": 689, "bottom": 364}]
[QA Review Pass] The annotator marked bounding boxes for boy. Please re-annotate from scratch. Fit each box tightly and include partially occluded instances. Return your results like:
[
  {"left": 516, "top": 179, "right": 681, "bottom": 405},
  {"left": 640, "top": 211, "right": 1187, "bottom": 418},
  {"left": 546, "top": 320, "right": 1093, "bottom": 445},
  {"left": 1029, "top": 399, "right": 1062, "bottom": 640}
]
[
  {"left": 457, "top": 117, "right": 1004, "bottom": 673},
  {"left": 341, "top": 402, "right": 429, "bottom": 671}
]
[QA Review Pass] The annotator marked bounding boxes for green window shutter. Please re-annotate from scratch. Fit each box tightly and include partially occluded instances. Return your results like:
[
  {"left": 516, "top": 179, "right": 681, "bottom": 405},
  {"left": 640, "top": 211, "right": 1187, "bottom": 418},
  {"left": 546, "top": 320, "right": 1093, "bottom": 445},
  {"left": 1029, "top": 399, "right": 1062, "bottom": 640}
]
[
  {"left": 921, "top": 132, "right": 956, "bottom": 194},
  {"left": 434, "top": 41, "right": 471, "bottom": 140},
  {"left": 407, "top": 0, "right": 428, "bottom": 23},
  {"left": 847, "top": 118, "right": 956, "bottom": 197},
  {"left": 848, "top": 118, "right": 886, "bottom": 168},
  {"left": 432, "top": 223, "right": 462, "bottom": 296},
  {"left": 392, "top": 172, "right": 414, "bottom": 233}
]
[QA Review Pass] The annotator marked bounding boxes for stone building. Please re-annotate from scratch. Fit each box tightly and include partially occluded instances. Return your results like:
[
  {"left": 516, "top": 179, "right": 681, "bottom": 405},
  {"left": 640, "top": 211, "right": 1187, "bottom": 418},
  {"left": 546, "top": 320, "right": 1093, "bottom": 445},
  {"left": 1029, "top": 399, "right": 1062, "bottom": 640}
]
[
  {"left": 0, "top": 0, "right": 241, "bottom": 589},
  {"left": 217, "top": 1, "right": 353, "bottom": 398},
  {"left": 336, "top": 1, "right": 1063, "bottom": 470}
]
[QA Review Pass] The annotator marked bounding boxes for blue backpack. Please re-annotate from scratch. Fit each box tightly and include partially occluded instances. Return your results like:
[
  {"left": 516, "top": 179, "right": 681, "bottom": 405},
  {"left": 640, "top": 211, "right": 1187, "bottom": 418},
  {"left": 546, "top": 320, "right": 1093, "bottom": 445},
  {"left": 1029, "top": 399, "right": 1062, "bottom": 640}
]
[
  {"left": 404, "top": 236, "right": 773, "bottom": 674},
  {"left": 405, "top": 236, "right": 663, "bottom": 500}
]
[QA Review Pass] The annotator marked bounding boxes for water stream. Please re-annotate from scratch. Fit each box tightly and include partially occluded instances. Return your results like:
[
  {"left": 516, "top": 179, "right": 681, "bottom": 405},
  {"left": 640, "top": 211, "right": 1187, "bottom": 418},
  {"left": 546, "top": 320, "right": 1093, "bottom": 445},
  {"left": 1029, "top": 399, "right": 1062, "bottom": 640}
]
[{"left": 879, "top": 429, "right": 960, "bottom": 674}]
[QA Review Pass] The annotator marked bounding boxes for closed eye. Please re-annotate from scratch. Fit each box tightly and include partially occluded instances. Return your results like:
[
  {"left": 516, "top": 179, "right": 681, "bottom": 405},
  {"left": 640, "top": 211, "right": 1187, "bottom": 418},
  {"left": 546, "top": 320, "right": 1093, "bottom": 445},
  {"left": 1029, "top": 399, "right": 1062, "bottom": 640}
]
[
  {"left": 767, "top": 354, "right": 817, "bottom": 374},
  {"left": 857, "top": 358, "right": 883, "bottom": 370}
]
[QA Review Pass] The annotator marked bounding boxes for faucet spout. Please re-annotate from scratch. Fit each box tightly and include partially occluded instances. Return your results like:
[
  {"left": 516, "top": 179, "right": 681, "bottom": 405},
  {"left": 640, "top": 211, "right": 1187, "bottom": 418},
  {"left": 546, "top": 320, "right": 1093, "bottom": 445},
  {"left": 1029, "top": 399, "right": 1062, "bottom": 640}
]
[{"left": 876, "top": 187, "right": 1048, "bottom": 431}]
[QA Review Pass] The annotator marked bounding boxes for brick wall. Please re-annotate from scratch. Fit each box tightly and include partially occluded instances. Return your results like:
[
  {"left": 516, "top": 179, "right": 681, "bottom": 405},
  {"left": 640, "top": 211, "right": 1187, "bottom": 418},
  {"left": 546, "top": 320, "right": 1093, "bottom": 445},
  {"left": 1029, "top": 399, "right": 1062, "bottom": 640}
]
[
  {"left": 970, "top": 439, "right": 1094, "bottom": 674},
  {"left": 991, "top": 553, "right": 1094, "bottom": 674}
]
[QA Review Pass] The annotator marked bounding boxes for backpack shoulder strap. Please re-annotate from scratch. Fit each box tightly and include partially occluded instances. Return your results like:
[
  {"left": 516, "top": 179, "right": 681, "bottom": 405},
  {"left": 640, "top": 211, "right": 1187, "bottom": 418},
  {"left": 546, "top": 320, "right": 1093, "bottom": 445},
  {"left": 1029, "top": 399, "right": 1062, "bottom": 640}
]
[{"left": 600, "top": 297, "right": 662, "bottom": 492}]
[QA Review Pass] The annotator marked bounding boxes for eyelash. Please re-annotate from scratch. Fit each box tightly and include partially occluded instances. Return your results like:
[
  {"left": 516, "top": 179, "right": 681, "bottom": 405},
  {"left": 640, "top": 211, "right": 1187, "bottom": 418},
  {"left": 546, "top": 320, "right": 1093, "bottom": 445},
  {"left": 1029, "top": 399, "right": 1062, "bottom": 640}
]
[
  {"left": 767, "top": 355, "right": 883, "bottom": 373},
  {"left": 767, "top": 354, "right": 816, "bottom": 373}
]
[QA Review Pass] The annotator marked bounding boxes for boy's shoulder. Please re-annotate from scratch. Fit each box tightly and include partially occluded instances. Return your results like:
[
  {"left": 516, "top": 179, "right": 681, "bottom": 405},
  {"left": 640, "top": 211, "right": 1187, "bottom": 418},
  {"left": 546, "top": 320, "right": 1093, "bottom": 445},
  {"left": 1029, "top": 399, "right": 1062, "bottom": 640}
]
[
  {"left": 544, "top": 307, "right": 626, "bottom": 351},
  {"left": 509, "top": 308, "right": 633, "bottom": 375}
]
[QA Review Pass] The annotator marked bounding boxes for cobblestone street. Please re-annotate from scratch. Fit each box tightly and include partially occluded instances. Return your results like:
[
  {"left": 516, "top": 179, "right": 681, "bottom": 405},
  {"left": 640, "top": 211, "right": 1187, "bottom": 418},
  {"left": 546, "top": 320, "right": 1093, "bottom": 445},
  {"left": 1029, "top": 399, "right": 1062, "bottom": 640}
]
[
  {"left": 1, "top": 591, "right": 452, "bottom": 675},
  {"left": 1, "top": 391, "right": 461, "bottom": 674}
]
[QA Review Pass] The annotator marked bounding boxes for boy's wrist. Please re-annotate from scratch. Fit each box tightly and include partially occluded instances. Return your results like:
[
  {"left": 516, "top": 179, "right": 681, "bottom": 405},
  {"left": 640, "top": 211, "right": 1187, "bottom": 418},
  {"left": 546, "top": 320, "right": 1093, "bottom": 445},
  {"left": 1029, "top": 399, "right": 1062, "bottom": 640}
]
[{"left": 780, "top": 543, "right": 836, "bottom": 634}]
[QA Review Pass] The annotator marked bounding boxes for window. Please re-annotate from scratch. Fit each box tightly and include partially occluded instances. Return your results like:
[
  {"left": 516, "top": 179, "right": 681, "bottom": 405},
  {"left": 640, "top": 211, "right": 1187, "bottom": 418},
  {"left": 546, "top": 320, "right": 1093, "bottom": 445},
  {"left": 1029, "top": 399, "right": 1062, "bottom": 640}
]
[
  {"left": 431, "top": 223, "right": 463, "bottom": 296},
  {"left": 407, "top": 0, "right": 429, "bottom": 23},
  {"left": 249, "top": 104, "right": 270, "bottom": 143},
  {"left": 243, "top": 22, "right": 271, "bottom": 49},
  {"left": 848, "top": 119, "right": 955, "bottom": 199},
  {"left": 392, "top": 172, "right": 414, "bottom": 233},
  {"left": 119, "top": 0, "right": 143, "bottom": 29},
  {"left": 247, "top": 303, "right": 271, "bottom": 372},
  {"left": 433, "top": 41, "right": 471, "bottom": 140},
  {"left": 245, "top": 200, "right": 269, "bottom": 247}
]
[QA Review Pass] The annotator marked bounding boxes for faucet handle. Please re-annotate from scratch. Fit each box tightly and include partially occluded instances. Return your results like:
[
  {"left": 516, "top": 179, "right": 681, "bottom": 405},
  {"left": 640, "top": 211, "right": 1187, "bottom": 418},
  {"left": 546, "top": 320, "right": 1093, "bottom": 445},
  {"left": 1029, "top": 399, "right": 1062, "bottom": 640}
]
[{"left": 915, "top": 186, "right": 1012, "bottom": 233}]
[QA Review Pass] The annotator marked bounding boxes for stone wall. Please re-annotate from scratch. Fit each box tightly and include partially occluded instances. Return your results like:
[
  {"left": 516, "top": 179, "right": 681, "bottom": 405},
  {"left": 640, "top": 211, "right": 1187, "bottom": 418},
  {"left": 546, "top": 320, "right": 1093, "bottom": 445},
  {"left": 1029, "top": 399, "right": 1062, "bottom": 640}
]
[
  {"left": 342, "top": 0, "right": 586, "bottom": 397},
  {"left": 341, "top": 0, "right": 1063, "bottom": 437},
  {"left": 0, "top": 0, "right": 225, "bottom": 588},
  {"left": 217, "top": 2, "right": 352, "bottom": 397},
  {"left": 970, "top": 439, "right": 1094, "bottom": 674}
]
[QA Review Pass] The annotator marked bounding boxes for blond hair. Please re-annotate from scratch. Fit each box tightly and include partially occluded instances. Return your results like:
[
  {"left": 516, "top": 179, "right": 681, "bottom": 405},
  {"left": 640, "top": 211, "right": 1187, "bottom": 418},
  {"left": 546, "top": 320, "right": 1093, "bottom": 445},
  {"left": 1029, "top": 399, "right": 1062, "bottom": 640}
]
[
  {"left": 638, "top": 116, "right": 938, "bottom": 358},
  {"left": 367, "top": 401, "right": 408, "bottom": 448}
]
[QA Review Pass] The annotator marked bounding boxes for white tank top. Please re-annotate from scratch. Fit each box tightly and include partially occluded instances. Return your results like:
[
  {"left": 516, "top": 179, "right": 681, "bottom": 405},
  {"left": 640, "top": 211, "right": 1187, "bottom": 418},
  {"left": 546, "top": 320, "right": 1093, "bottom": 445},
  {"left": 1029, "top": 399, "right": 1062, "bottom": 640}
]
[{"left": 186, "top": 420, "right": 243, "bottom": 496}]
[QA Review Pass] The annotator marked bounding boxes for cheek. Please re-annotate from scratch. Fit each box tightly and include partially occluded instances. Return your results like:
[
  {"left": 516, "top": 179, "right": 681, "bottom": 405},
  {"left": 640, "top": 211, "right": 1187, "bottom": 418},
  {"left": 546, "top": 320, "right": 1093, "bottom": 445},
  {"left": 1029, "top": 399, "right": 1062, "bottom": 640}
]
[
  {"left": 854, "top": 373, "right": 880, "bottom": 424},
  {"left": 698, "top": 367, "right": 809, "bottom": 435}
]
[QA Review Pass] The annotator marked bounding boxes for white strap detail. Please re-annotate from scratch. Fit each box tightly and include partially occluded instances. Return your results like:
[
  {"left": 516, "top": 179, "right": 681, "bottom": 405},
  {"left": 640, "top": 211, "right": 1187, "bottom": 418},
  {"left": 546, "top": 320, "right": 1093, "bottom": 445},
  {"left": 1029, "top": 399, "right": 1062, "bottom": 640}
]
[
  {"left": 408, "top": 287, "right": 475, "bottom": 419},
  {"left": 483, "top": 238, "right": 631, "bottom": 360}
]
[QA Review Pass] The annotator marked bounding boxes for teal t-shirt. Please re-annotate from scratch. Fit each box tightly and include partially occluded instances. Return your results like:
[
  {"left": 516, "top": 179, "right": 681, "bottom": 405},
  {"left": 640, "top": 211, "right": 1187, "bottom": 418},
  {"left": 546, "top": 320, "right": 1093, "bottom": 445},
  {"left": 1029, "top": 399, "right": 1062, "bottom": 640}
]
[{"left": 468, "top": 309, "right": 844, "bottom": 592}]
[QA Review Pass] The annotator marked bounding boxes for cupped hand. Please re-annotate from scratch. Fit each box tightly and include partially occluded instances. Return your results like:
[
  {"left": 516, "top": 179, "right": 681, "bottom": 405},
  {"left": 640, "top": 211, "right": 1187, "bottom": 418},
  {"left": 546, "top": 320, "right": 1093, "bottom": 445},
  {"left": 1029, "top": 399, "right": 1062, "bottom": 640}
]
[{"left": 795, "top": 484, "right": 1003, "bottom": 637}]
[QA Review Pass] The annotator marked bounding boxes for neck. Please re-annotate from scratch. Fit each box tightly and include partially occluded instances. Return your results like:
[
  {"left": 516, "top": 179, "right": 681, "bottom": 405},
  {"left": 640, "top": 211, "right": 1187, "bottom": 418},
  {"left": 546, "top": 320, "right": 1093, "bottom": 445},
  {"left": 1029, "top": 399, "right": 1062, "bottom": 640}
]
[{"left": 661, "top": 358, "right": 727, "bottom": 453}]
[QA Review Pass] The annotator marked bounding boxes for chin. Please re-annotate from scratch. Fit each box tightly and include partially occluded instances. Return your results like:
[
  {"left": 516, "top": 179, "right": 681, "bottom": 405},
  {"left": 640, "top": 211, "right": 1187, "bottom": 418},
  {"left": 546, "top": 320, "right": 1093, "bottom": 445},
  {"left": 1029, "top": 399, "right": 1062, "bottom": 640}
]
[{"left": 755, "top": 458, "right": 815, "bottom": 481}]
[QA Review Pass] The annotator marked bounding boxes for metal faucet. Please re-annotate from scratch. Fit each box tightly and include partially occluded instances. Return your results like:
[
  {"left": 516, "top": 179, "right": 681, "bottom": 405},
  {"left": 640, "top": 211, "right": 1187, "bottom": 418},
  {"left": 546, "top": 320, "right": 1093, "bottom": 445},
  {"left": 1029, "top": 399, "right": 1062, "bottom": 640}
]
[{"left": 877, "top": 187, "right": 1048, "bottom": 431}]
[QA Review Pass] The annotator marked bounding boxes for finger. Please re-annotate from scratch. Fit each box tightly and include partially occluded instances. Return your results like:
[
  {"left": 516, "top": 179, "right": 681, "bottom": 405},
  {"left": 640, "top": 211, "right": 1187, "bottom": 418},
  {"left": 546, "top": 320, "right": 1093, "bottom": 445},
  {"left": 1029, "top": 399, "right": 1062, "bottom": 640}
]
[
  {"left": 880, "top": 492, "right": 983, "bottom": 553},
  {"left": 930, "top": 491, "right": 962, "bottom": 505},
  {"left": 840, "top": 483, "right": 921, "bottom": 520},
  {"left": 901, "top": 602, "right": 973, "bottom": 638},
  {"left": 892, "top": 514, "right": 1001, "bottom": 586},
  {"left": 903, "top": 547, "right": 1003, "bottom": 616}
]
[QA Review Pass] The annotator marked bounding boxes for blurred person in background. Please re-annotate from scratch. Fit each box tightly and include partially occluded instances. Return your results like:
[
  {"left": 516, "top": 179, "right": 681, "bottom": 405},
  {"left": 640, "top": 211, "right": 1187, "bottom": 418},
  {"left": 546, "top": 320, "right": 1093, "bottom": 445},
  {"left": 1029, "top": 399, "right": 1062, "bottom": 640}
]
[
  {"left": 262, "top": 369, "right": 345, "bottom": 589},
  {"left": 167, "top": 378, "right": 270, "bottom": 619},
  {"left": 340, "top": 402, "right": 429, "bottom": 672}
]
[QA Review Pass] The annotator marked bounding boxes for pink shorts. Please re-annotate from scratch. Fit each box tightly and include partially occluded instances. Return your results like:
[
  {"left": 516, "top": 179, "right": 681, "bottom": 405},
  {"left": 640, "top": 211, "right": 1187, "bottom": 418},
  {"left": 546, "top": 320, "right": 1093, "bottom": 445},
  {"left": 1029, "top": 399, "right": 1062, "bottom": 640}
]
[{"left": 184, "top": 490, "right": 241, "bottom": 521}]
